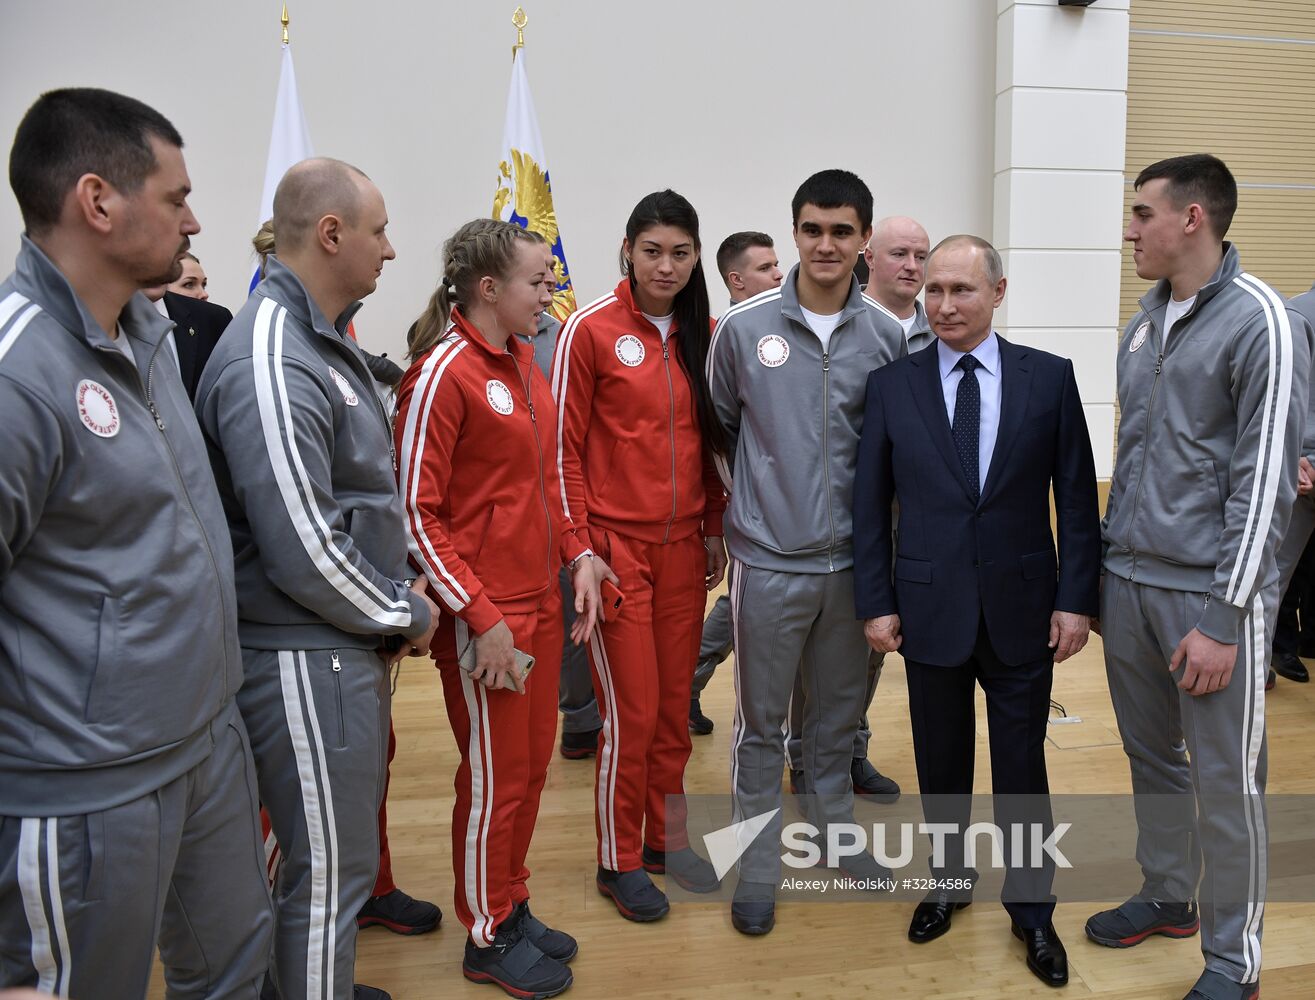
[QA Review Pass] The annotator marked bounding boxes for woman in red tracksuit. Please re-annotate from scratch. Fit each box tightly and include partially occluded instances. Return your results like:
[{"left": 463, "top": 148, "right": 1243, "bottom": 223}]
[
  {"left": 552, "top": 190, "right": 728, "bottom": 921},
  {"left": 394, "top": 218, "right": 599, "bottom": 999}
]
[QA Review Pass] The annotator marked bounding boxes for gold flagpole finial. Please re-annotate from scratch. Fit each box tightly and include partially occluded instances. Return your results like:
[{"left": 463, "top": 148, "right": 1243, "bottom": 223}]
[
  {"left": 281, "top": 4, "right": 290, "bottom": 45},
  {"left": 512, "top": 6, "right": 527, "bottom": 57}
]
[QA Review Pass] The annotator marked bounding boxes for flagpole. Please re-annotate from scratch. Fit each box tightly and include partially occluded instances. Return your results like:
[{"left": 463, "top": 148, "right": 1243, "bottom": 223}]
[
  {"left": 281, "top": 3, "right": 290, "bottom": 46},
  {"left": 511, "top": 6, "right": 526, "bottom": 60}
]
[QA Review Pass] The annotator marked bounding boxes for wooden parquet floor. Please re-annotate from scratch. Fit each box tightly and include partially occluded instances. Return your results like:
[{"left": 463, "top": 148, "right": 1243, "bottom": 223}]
[{"left": 150, "top": 586, "right": 1315, "bottom": 999}]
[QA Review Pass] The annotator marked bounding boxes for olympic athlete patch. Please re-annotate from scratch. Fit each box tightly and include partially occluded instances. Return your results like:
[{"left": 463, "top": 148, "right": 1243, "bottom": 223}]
[
  {"left": 1129, "top": 322, "right": 1150, "bottom": 354},
  {"left": 328, "top": 367, "right": 359, "bottom": 406},
  {"left": 615, "top": 335, "right": 645, "bottom": 367},
  {"left": 76, "top": 379, "right": 120, "bottom": 438},
  {"left": 486, "top": 379, "right": 515, "bottom": 415},
  {"left": 756, "top": 335, "right": 790, "bottom": 368}
]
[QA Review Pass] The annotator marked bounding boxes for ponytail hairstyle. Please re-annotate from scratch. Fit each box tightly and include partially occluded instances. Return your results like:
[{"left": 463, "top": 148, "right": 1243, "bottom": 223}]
[
  {"left": 622, "top": 190, "right": 724, "bottom": 455},
  {"left": 407, "top": 218, "right": 546, "bottom": 361},
  {"left": 252, "top": 218, "right": 276, "bottom": 278}
]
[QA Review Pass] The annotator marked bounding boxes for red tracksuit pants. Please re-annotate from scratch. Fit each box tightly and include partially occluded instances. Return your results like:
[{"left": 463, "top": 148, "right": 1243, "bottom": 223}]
[
  {"left": 589, "top": 529, "right": 705, "bottom": 871},
  {"left": 437, "top": 585, "right": 563, "bottom": 946}
]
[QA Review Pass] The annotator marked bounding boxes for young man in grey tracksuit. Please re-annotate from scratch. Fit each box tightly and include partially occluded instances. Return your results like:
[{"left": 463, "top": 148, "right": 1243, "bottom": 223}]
[
  {"left": 1091, "top": 155, "right": 1313, "bottom": 1000},
  {"left": 707, "top": 170, "right": 906, "bottom": 935},
  {"left": 0, "top": 89, "right": 272, "bottom": 998},
  {"left": 196, "top": 159, "right": 438, "bottom": 1000}
]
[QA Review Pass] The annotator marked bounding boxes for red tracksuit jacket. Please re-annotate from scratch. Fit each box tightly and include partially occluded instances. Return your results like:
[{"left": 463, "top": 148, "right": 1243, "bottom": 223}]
[
  {"left": 394, "top": 309, "right": 588, "bottom": 636},
  {"left": 550, "top": 279, "right": 726, "bottom": 547}
]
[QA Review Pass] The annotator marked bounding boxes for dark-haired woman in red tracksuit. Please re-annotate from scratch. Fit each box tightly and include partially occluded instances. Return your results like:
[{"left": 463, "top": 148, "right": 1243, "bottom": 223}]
[
  {"left": 395, "top": 218, "right": 599, "bottom": 999},
  {"left": 552, "top": 189, "right": 727, "bottom": 922}
]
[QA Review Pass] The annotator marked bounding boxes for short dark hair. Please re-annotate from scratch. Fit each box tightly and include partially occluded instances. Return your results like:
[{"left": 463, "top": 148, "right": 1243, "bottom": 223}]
[
  {"left": 1134, "top": 153, "right": 1238, "bottom": 239},
  {"left": 9, "top": 88, "right": 183, "bottom": 235},
  {"left": 715, "top": 231, "right": 774, "bottom": 281},
  {"left": 791, "top": 169, "right": 873, "bottom": 231}
]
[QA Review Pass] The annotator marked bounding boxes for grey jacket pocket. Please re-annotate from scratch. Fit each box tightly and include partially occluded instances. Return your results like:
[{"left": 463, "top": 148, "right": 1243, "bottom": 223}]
[{"left": 84, "top": 596, "right": 121, "bottom": 723}]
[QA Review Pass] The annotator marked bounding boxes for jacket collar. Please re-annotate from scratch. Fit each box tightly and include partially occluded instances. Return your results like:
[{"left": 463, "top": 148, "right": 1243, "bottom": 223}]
[
  {"left": 257, "top": 255, "right": 363, "bottom": 342},
  {"left": 1138, "top": 241, "right": 1242, "bottom": 324},
  {"left": 779, "top": 264, "right": 870, "bottom": 333},
  {"left": 613, "top": 277, "right": 684, "bottom": 340},
  {"left": 12, "top": 234, "right": 175, "bottom": 355},
  {"left": 449, "top": 306, "right": 532, "bottom": 365}
]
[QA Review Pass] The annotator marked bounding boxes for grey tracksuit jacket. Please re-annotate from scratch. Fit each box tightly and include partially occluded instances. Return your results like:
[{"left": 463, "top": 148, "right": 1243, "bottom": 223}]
[
  {"left": 195, "top": 257, "right": 430, "bottom": 651},
  {"left": 1103, "top": 244, "right": 1313, "bottom": 644},
  {"left": 905, "top": 299, "right": 935, "bottom": 354},
  {"left": 707, "top": 266, "right": 907, "bottom": 573},
  {"left": 1288, "top": 282, "right": 1315, "bottom": 462},
  {"left": 0, "top": 237, "right": 243, "bottom": 816}
]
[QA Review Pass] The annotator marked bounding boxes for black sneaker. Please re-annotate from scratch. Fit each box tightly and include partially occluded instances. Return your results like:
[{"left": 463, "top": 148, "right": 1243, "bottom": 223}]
[
  {"left": 353, "top": 987, "right": 391, "bottom": 1000},
  {"left": 641, "top": 844, "right": 721, "bottom": 893},
  {"left": 356, "top": 887, "right": 441, "bottom": 935},
  {"left": 1085, "top": 896, "right": 1199, "bottom": 948},
  {"left": 1183, "top": 969, "right": 1259, "bottom": 1000},
  {"left": 559, "top": 727, "right": 600, "bottom": 760},
  {"left": 1266, "top": 668, "right": 1277, "bottom": 691},
  {"left": 462, "top": 913, "right": 572, "bottom": 999},
  {"left": 731, "top": 879, "right": 776, "bottom": 936},
  {"left": 689, "top": 697, "right": 714, "bottom": 735},
  {"left": 851, "top": 758, "right": 900, "bottom": 803},
  {"left": 595, "top": 865, "right": 670, "bottom": 922},
  {"left": 519, "top": 902, "right": 578, "bottom": 964}
]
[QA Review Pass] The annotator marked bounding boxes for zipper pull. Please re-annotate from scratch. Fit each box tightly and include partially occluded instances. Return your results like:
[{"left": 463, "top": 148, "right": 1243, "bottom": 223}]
[
  {"left": 148, "top": 401, "right": 165, "bottom": 431},
  {"left": 822, "top": 352, "right": 830, "bottom": 372},
  {"left": 331, "top": 650, "right": 341, "bottom": 672},
  {"left": 1154, "top": 353, "right": 1164, "bottom": 375},
  {"left": 662, "top": 341, "right": 670, "bottom": 360},
  {"left": 528, "top": 401, "right": 536, "bottom": 422}
]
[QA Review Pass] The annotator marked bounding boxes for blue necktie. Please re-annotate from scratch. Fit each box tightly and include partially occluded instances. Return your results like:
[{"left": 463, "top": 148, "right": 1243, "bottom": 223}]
[{"left": 952, "top": 354, "right": 981, "bottom": 502}]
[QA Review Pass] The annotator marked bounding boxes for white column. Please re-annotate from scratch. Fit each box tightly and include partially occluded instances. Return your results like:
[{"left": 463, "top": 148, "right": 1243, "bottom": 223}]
[{"left": 994, "top": 0, "right": 1130, "bottom": 478}]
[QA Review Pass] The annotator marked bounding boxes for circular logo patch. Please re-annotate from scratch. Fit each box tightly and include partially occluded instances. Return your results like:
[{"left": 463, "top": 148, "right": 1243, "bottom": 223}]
[
  {"left": 328, "top": 367, "right": 359, "bottom": 406},
  {"left": 1129, "top": 322, "right": 1150, "bottom": 354},
  {"left": 756, "top": 335, "right": 790, "bottom": 368},
  {"left": 486, "top": 379, "right": 514, "bottom": 415},
  {"left": 76, "top": 379, "right": 120, "bottom": 438},
  {"left": 615, "top": 335, "right": 645, "bottom": 367}
]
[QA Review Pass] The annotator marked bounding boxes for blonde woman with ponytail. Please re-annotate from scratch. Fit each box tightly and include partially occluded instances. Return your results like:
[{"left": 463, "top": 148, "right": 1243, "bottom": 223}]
[{"left": 393, "top": 218, "right": 600, "bottom": 999}]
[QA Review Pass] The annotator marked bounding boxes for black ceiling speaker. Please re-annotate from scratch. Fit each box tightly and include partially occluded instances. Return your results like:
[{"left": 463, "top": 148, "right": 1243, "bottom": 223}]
[{"left": 1058, "top": 0, "right": 1098, "bottom": 6}]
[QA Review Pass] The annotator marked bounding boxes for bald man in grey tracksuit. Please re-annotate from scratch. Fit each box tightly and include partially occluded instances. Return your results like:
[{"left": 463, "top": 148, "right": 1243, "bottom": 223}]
[{"left": 197, "top": 251, "right": 434, "bottom": 1000}]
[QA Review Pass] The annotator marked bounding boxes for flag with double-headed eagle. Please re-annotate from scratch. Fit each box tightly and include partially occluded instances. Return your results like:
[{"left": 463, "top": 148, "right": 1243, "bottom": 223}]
[{"left": 493, "top": 47, "right": 576, "bottom": 321}]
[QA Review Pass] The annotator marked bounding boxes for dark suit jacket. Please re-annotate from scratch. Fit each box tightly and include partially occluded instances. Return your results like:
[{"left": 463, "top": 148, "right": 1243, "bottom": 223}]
[
  {"left": 163, "top": 292, "right": 233, "bottom": 401},
  {"left": 853, "top": 336, "right": 1101, "bottom": 667}
]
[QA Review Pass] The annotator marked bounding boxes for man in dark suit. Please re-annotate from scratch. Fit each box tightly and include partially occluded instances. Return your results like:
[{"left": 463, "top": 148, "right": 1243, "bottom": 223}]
[
  {"left": 853, "top": 235, "right": 1101, "bottom": 988},
  {"left": 162, "top": 290, "right": 233, "bottom": 400}
]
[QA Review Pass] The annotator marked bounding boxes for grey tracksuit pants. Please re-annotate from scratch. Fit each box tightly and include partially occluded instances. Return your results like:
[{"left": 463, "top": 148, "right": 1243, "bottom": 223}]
[
  {"left": 1101, "top": 572, "right": 1273, "bottom": 985},
  {"left": 1275, "top": 493, "right": 1315, "bottom": 592},
  {"left": 0, "top": 702, "right": 273, "bottom": 998},
  {"left": 786, "top": 652, "right": 881, "bottom": 771},
  {"left": 691, "top": 594, "right": 732, "bottom": 697},
  {"left": 239, "top": 647, "right": 390, "bottom": 1000},
  {"left": 557, "top": 568, "right": 602, "bottom": 734},
  {"left": 729, "top": 561, "right": 871, "bottom": 884}
]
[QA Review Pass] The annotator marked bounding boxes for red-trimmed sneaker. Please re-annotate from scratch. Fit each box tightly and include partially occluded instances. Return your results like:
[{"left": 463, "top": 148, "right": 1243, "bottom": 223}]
[
  {"left": 596, "top": 866, "right": 670, "bottom": 922},
  {"left": 1085, "top": 896, "right": 1199, "bottom": 948},
  {"left": 462, "top": 909, "right": 572, "bottom": 1000},
  {"left": 356, "top": 888, "right": 441, "bottom": 935}
]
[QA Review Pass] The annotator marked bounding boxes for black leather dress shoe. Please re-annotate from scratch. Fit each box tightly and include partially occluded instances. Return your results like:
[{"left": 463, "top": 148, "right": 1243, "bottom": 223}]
[
  {"left": 907, "top": 888, "right": 971, "bottom": 943},
  {"left": 1012, "top": 921, "right": 1068, "bottom": 987},
  {"left": 1273, "top": 652, "right": 1310, "bottom": 683}
]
